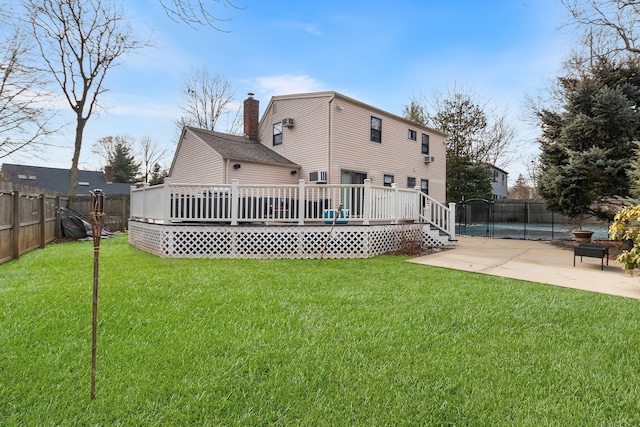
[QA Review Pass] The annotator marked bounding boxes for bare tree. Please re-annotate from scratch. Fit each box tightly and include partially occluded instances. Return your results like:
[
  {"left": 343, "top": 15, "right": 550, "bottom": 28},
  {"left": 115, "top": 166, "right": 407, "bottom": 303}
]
[
  {"left": 159, "top": 0, "right": 241, "bottom": 30},
  {"left": 0, "top": 11, "right": 55, "bottom": 159},
  {"left": 561, "top": 0, "right": 640, "bottom": 62},
  {"left": 24, "top": 0, "right": 147, "bottom": 195},
  {"left": 176, "top": 67, "right": 240, "bottom": 134},
  {"left": 402, "top": 99, "right": 427, "bottom": 126},
  {"left": 138, "top": 136, "right": 167, "bottom": 184},
  {"left": 91, "top": 135, "right": 135, "bottom": 166},
  {"left": 409, "top": 84, "right": 515, "bottom": 169}
]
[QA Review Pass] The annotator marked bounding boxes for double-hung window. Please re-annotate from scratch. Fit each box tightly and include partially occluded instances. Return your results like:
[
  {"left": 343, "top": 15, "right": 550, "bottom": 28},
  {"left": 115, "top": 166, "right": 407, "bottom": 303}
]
[
  {"left": 273, "top": 122, "right": 283, "bottom": 146},
  {"left": 370, "top": 116, "right": 382, "bottom": 143},
  {"left": 383, "top": 174, "right": 394, "bottom": 187},
  {"left": 421, "top": 133, "right": 430, "bottom": 155},
  {"left": 407, "top": 177, "right": 416, "bottom": 188}
]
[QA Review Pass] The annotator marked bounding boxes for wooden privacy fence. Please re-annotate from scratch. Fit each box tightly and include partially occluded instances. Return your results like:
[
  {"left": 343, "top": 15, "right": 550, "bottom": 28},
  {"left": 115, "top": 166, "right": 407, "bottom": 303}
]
[
  {"left": 0, "top": 181, "right": 131, "bottom": 265},
  {"left": 68, "top": 194, "right": 130, "bottom": 233},
  {"left": 0, "top": 182, "right": 68, "bottom": 265}
]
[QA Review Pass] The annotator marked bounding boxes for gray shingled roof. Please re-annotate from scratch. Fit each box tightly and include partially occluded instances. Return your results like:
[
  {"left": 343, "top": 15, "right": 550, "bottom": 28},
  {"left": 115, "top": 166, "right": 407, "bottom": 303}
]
[
  {"left": 187, "top": 127, "right": 299, "bottom": 167},
  {"left": 1, "top": 163, "right": 133, "bottom": 195}
]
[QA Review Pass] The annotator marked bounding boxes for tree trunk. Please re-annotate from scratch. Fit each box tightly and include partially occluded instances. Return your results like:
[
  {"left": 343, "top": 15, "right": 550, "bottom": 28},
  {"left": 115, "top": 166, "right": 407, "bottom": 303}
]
[{"left": 68, "top": 115, "right": 87, "bottom": 196}]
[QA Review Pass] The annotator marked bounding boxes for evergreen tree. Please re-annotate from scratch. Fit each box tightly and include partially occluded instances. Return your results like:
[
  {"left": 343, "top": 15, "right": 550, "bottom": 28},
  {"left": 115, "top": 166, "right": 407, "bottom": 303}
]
[
  {"left": 109, "top": 142, "right": 140, "bottom": 183},
  {"left": 537, "top": 58, "right": 640, "bottom": 220},
  {"left": 404, "top": 87, "right": 513, "bottom": 203},
  {"left": 149, "top": 162, "right": 168, "bottom": 185},
  {"left": 509, "top": 174, "right": 536, "bottom": 199},
  {"left": 446, "top": 156, "right": 493, "bottom": 203}
]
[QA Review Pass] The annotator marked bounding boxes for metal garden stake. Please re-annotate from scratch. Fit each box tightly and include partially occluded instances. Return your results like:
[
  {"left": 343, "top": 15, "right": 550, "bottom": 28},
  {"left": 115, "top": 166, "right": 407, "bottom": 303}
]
[
  {"left": 90, "top": 189, "right": 105, "bottom": 400},
  {"left": 320, "top": 203, "right": 343, "bottom": 260}
]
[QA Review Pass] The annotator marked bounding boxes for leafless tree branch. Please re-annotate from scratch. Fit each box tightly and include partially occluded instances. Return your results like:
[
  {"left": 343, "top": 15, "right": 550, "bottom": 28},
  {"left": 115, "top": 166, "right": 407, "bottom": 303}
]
[
  {"left": 0, "top": 10, "right": 57, "bottom": 159},
  {"left": 24, "top": 0, "right": 148, "bottom": 195},
  {"left": 159, "top": 0, "right": 242, "bottom": 30},
  {"left": 561, "top": 0, "right": 640, "bottom": 63},
  {"left": 176, "top": 67, "right": 239, "bottom": 134},
  {"left": 138, "top": 136, "right": 167, "bottom": 183}
]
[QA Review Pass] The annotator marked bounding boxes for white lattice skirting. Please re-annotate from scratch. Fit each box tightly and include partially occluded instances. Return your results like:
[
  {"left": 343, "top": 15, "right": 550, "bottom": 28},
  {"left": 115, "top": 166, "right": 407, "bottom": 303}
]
[{"left": 128, "top": 221, "right": 454, "bottom": 259}]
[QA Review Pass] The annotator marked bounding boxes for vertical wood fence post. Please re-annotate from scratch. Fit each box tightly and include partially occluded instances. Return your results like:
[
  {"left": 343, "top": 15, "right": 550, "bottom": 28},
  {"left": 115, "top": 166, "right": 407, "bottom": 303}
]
[
  {"left": 55, "top": 196, "right": 62, "bottom": 238},
  {"left": 39, "top": 194, "right": 46, "bottom": 248},
  {"left": 122, "top": 195, "right": 127, "bottom": 231},
  {"left": 11, "top": 191, "right": 20, "bottom": 260}
]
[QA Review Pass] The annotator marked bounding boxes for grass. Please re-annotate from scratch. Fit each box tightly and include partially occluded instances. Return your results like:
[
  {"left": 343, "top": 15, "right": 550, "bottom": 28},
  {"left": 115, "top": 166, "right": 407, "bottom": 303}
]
[{"left": 2, "top": 234, "right": 640, "bottom": 425}]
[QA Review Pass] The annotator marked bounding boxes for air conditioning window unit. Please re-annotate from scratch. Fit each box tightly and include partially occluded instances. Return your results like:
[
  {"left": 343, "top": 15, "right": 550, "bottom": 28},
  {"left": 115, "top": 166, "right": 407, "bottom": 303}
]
[
  {"left": 282, "top": 118, "right": 294, "bottom": 127},
  {"left": 424, "top": 156, "right": 435, "bottom": 163},
  {"left": 309, "top": 170, "right": 327, "bottom": 183}
]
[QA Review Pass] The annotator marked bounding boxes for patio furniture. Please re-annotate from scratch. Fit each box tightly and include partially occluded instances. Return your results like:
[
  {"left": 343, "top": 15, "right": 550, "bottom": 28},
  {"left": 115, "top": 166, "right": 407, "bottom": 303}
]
[{"left": 573, "top": 244, "right": 609, "bottom": 270}]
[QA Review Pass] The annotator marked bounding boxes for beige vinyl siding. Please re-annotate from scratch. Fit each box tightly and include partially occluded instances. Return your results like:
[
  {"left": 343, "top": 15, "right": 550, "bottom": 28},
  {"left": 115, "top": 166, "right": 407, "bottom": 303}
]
[
  {"left": 259, "top": 94, "right": 331, "bottom": 182},
  {"left": 256, "top": 91, "right": 448, "bottom": 203},
  {"left": 331, "top": 97, "right": 447, "bottom": 202},
  {"left": 229, "top": 163, "right": 299, "bottom": 185},
  {"left": 170, "top": 129, "right": 224, "bottom": 184}
]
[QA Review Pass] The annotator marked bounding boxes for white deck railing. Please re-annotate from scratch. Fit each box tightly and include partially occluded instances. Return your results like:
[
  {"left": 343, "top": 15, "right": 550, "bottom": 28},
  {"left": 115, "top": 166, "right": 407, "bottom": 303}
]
[{"left": 130, "top": 178, "right": 455, "bottom": 239}]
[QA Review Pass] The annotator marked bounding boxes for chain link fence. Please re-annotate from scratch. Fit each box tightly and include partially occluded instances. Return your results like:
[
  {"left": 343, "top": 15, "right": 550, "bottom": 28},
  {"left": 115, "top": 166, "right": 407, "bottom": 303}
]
[{"left": 456, "top": 199, "right": 610, "bottom": 240}]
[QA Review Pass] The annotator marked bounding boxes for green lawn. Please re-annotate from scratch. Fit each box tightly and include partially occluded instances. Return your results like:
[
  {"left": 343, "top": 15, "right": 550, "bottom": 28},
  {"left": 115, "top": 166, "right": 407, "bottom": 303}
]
[{"left": 2, "top": 234, "right": 640, "bottom": 425}]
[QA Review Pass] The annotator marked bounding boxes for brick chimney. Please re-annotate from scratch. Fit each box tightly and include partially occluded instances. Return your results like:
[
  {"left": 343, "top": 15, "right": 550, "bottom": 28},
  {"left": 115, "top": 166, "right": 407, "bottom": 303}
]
[
  {"left": 243, "top": 93, "right": 259, "bottom": 140},
  {"left": 104, "top": 165, "right": 113, "bottom": 183}
]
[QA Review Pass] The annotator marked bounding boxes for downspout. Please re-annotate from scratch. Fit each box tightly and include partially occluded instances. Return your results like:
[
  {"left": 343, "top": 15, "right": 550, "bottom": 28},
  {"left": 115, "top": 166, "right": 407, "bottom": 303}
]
[
  {"left": 224, "top": 158, "right": 229, "bottom": 184},
  {"left": 328, "top": 93, "right": 336, "bottom": 184}
]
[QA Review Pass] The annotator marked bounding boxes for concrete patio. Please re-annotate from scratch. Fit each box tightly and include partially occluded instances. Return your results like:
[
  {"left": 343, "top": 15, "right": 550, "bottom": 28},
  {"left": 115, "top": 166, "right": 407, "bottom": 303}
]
[{"left": 409, "top": 236, "right": 640, "bottom": 299}]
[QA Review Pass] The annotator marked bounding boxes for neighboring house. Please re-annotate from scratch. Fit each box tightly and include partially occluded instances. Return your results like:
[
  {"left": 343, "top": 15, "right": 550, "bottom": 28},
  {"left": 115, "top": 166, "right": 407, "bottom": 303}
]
[
  {"left": 485, "top": 163, "right": 509, "bottom": 200},
  {"left": 1, "top": 163, "right": 132, "bottom": 195},
  {"left": 169, "top": 91, "right": 448, "bottom": 204}
]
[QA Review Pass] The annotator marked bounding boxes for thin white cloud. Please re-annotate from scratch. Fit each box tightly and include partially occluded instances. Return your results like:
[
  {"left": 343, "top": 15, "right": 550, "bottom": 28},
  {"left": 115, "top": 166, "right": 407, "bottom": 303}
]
[
  {"left": 99, "top": 93, "right": 181, "bottom": 121},
  {"left": 275, "top": 20, "right": 322, "bottom": 36}
]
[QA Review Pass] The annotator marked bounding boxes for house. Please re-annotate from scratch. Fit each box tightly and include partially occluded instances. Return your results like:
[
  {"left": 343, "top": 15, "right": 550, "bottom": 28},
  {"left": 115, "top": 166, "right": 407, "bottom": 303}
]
[
  {"left": 1, "top": 163, "right": 133, "bottom": 195},
  {"left": 485, "top": 163, "right": 509, "bottom": 200},
  {"left": 129, "top": 92, "right": 456, "bottom": 260},
  {"left": 169, "top": 91, "right": 447, "bottom": 204}
]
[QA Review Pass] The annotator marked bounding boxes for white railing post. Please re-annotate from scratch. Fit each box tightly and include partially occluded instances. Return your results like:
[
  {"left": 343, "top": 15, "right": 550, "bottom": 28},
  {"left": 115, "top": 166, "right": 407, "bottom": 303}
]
[
  {"left": 231, "top": 179, "right": 239, "bottom": 226},
  {"left": 363, "top": 179, "right": 371, "bottom": 225},
  {"left": 424, "top": 203, "right": 432, "bottom": 224},
  {"left": 141, "top": 182, "right": 149, "bottom": 221},
  {"left": 392, "top": 183, "right": 399, "bottom": 224},
  {"left": 163, "top": 178, "right": 172, "bottom": 223},
  {"left": 298, "top": 179, "right": 305, "bottom": 225},
  {"left": 130, "top": 185, "right": 137, "bottom": 220},
  {"left": 414, "top": 186, "right": 422, "bottom": 221},
  {"left": 448, "top": 202, "right": 456, "bottom": 239}
]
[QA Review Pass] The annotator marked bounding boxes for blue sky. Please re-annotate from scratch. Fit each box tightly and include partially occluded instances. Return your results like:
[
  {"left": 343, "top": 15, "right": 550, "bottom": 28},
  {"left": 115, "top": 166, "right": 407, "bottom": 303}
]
[{"left": 17, "top": 0, "right": 573, "bottom": 184}]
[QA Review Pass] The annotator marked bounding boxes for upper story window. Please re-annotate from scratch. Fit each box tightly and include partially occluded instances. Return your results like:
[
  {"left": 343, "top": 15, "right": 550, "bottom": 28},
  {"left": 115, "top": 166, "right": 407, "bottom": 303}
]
[
  {"left": 408, "top": 129, "right": 417, "bottom": 141},
  {"left": 370, "top": 116, "right": 382, "bottom": 143},
  {"left": 273, "top": 122, "right": 283, "bottom": 146},
  {"left": 421, "top": 134, "right": 430, "bottom": 155},
  {"left": 407, "top": 177, "right": 416, "bottom": 188},
  {"left": 383, "top": 174, "right": 394, "bottom": 187}
]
